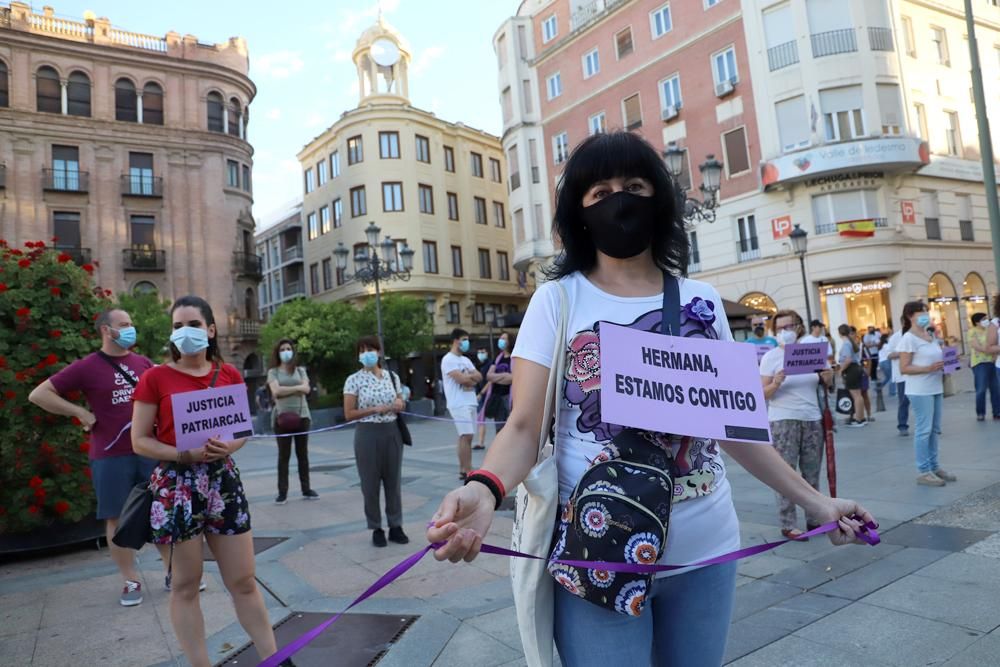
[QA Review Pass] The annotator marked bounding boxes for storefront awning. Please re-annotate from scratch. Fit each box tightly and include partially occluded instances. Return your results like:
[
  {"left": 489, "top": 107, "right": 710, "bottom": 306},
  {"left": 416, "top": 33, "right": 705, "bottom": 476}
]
[{"left": 760, "top": 137, "right": 929, "bottom": 190}]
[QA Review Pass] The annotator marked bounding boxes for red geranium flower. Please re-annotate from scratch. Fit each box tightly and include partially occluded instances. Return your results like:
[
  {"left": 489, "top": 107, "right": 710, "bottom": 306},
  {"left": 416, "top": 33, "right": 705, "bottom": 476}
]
[
  {"left": 0, "top": 356, "right": 6, "bottom": 368},
  {"left": 18, "top": 259, "right": 31, "bottom": 268},
  {"left": 4, "top": 390, "right": 14, "bottom": 400},
  {"left": 0, "top": 283, "right": 7, "bottom": 292},
  {"left": 45, "top": 354, "right": 58, "bottom": 366},
  {"left": 57, "top": 253, "right": 72, "bottom": 263},
  {"left": 60, "top": 463, "right": 72, "bottom": 474},
  {"left": 54, "top": 501, "right": 70, "bottom": 515},
  {"left": 27, "top": 506, "right": 39, "bottom": 514},
  {"left": 15, "top": 371, "right": 28, "bottom": 382},
  {"left": 79, "top": 442, "right": 90, "bottom": 453},
  {"left": 15, "top": 307, "right": 30, "bottom": 318},
  {"left": 28, "top": 476, "right": 43, "bottom": 489},
  {"left": 70, "top": 416, "right": 82, "bottom": 426},
  {"left": 82, "top": 264, "right": 94, "bottom": 273},
  {"left": 66, "top": 389, "right": 82, "bottom": 400},
  {"left": 50, "top": 287, "right": 61, "bottom": 296},
  {"left": 10, "top": 249, "right": 22, "bottom": 256},
  {"left": 34, "top": 487, "right": 46, "bottom": 500},
  {"left": 83, "top": 467, "right": 92, "bottom": 478},
  {"left": 49, "top": 330, "right": 62, "bottom": 339}
]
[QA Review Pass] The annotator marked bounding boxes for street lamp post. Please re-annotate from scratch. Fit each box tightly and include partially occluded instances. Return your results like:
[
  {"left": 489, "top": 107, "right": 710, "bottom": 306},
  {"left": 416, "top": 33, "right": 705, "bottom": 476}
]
[
  {"left": 333, "top": 222, "right": 415, "bottom": 354},
  {"left": 789, "top": 224, "right": 812, "bottom": 323},
  {"left": 663, "top": 143, "right": 724, "bottom": 224},
  {"left": 484, "top": 305, "right": 496, "bottom": 353}
]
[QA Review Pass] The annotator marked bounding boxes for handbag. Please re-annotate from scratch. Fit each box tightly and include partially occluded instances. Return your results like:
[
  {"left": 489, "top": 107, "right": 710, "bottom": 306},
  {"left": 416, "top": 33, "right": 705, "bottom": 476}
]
[
  {"left": 546, "top": 272, "right": 679, "bottom": 617},
  {"left": 111, "top": 481, "right": 153, "bottom": 549},
  {"left": 390, "top": 371, "right": 413, "bottom": 446},
  {"left": 835, "top": 387, "right": 855, "bottom": 415},
  {"left": 511, "top": 281, "right": 568, "bottom": 667},
  {"left": 276, "top": 367, "right": 305, "bottom": 432}
]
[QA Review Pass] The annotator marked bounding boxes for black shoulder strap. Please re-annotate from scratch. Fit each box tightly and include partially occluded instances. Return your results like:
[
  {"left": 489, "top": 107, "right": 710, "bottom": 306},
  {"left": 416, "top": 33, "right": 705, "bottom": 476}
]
[
  {"left": 97, "top": 351, "right": 137, "bottom": 387},
  {"left": 661, "top": 272, "right": 681, "bottom": 337},
  {"left": 208, "top": 363, "right": 222, "bottom": 388}
]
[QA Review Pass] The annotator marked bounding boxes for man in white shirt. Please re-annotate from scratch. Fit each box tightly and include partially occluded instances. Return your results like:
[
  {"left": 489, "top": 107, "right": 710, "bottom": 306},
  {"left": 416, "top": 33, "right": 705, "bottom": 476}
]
[
  {"left": 885, "top": 326, "right": 910, "bottom": 435},
  {"left": 863, "top": 326, "right": 881, "bottom": 380},
  {"left": 801, "top": 319, "right": 835, "bottom": 366},
  {"left": 440, "top": 328, "right": 482, "bottom": 479}
]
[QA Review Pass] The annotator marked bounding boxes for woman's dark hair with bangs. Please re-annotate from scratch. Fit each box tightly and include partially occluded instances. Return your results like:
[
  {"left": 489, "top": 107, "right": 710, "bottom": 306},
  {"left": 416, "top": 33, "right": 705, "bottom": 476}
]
[{"left": 545, "top": 131, "right": 687, "bottom": 280}]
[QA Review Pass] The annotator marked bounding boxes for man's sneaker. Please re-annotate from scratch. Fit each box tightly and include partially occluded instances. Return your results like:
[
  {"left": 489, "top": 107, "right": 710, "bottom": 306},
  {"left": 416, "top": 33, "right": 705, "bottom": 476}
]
[
  {"left": 388, "top": 526, "right": 410, "bottom": 544},
  {"left": 847, "top": 419, "right": 868, "bottom": 428},
  {"left": 898, "top": 429, "right": 909, "bottom": 437},
  {"left": 917, "top": 472, "right": 946, "bottom": 487},
  {"left": 275, "top": 493, "right": 288, "bottom": 505},
  {"left": 120, "top": 580, "right": 143, "bottom": 606},
  {"left": 372, "top": 528, "right": 388, "bottom": 548},
  {"left": 164, "top": 578, "right": 207, "bottom": 592},
  {"left": 302, "top": 489, "right": 320, "bottom": 500},
  {"left": 934, "top": 468, "right": 958, "bottom": 482}
]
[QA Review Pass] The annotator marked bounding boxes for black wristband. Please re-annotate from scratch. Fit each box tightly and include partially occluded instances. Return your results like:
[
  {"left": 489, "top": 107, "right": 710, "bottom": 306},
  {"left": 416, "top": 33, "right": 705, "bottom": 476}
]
[{"left": 465, "top": 474, "right": 503, "bottom": 510}]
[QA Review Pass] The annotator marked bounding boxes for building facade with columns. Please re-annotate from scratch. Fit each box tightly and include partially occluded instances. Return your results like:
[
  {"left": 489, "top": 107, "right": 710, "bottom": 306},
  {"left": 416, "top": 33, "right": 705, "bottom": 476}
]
[
  {"left": 0, "top": 2, "right": 262, "bottom": 372},
  {"left": 496, "top": 0, "right": 1000, "bottom": 352},
  {"left": 298, "top": 18, "right": 531, "bottom": 355}
]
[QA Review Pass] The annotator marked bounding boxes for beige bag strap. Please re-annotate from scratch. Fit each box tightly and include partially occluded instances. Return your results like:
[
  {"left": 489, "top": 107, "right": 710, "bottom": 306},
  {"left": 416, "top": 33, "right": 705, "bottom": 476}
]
[{"left": 536, "top": 282, "right": 569, "bottom": 463}]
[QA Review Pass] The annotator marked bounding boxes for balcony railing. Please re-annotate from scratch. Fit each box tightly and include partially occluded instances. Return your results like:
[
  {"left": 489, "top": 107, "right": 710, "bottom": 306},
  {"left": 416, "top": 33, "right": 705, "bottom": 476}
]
[
  {"left": 122, "top": 248, "right": 166, "bottom": 271},
  {"left": 55, "top": 247, "right": 92, "bottom": 265},
  {"left": 570, "top": 0, "right": 625, "bottom": 31},
  {"left": 282, "top": 245, "right": 303, "bottom": 262},
  {"left": 736, "top": 242, "right": 761, "bottom": 263},
  {"left": 43, "top": 168, "right": 89, "bottom": 193},
  {"left": 284, "top": 281, "right": 305, "bottom": 297},
  {"left": 768, "top": 40, "right": 800, "bottom": 71},
  {"left": 811, "top": 29, "right": 858, "bottom": 58},
  {"left": 121, "top": 175, "right": 164, "bottom": 197},
  {"left": 234, "top": 318, "right": 261, "bottom": 338},
  {"left": 233, "top": 252, "right": 263, "bottom": 278},
  {"left": 868, "top": 27, "right": 894, "bottom": 52}
]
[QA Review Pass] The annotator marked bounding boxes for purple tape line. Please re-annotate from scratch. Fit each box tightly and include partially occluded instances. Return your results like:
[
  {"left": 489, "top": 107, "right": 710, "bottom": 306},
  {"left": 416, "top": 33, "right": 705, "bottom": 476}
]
[{"left": 257, "top": 517, "right": 878, "bottom": 666}]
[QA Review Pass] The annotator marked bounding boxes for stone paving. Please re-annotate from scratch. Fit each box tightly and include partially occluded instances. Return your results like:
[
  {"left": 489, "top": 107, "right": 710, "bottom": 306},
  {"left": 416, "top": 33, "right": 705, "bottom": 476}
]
[{"left": 4, "top": 374, "right": 1000, "bottom": 666}]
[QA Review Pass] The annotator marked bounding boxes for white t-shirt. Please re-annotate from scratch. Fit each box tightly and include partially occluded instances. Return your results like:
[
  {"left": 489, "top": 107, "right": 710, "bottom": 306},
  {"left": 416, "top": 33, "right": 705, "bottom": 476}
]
[
  {"left": 993, "top": 319, "right": 1000, "bottom": 369},
  {"left": 440, "top": 352, "right": 478, "bottom": 409},
  {"left": 760, "top": 344, "right": 823, "bottom": 422},
  {"left": 877, "top": 343, "right": 891, "bottom": 363},
  {"left": 513, "top": 272, "right": 740, "bottom": 575},
  {"left": 800, "top": 334, "right": 833, "bottom": 359},
  {"left": 896, "top": 331, "right": 944, "bottom": 396},
  {"left": 886, "top": 330, "right": 904, "bottom": 382}
]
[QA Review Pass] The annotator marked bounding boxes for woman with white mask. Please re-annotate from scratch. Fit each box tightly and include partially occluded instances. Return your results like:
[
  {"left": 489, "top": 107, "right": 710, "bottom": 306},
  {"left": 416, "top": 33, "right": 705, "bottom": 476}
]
[
  {"left": 759, "top": 310, "right": 834, "bottom": 539},
  {"left": 268, "top": 338, "right": 316, "bottom": 504}
]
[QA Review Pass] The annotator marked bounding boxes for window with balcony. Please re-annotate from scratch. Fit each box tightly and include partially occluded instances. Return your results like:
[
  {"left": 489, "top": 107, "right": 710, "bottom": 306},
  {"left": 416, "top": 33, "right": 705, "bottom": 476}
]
[
  {"left": 776, "top": 95, "right": 810, "bottom": 151},
  {"left": 478, "top": 249, "right": 492, "bottom": 279},
  {"left": 650, "top": 4, "right": 672, "bottom": 38},
  {"left": 422, "top": 240, "right": 439, "bottom": 274},
  {"left": 451, "top": 246, "right": 463, "bottom": 277},
  {"left": 382, "top": 182, "right": 404, "bottom": 211},
  {"left": 318, "top": 159, "right": 328, "bottom": 185},
  {"left": 347, "top": 135, "right": 363, "bottom": 165},
  {"left": 494, "top": 201, "right": 506, "bottom": 228},
  {"left": 333, "top": 198, "right": 343, "bottom": 228},
  {"left": 471, "top": 152, "right": 484, "bottom": 177},
  {"left": 307, "top": 212, "right": 318, "bottom": 241},
  {"left": 583, "top": 48, "right": 600, "bottom": 79},
  {"left": 498, "top": 251, "right": 510, "bottom": 281},
  {"left": 304, "top": 167, "right": 314, "bottom": 193},
  {"left": 489, "top": 158, "right": 502, "bottom": 183},
  {"left": 379, "top": 131, "right": 400, "bottom": 159},
  {"left": 807, "top": 0, "right": 856, "bottom": 56},
  {"left": 415, "top": 135, "right": 431, "bottom": 163},
  {"left": 474, "top": 197, "right": 488, "bottom": 225},
  {"left": 350, "top": 186, "right": 367, "bottom": 217},
  {"left": 542, "top": 15, "right": 558, "bottom": 43},
  {"left": 736, "top": 215, "right": 759, "bottom": 262},
  {"left": 331, "top": 151, "right": 341, "bottom": 177},
  {"left": 207, "top": 91, "right": 225, "bottom": 132},
  {"left": 877, "top": 84, "right": 903, "bottom": 135},
  {"left": 930, "top": 26, "right": 949, "bottom": 66},
  {"left": 310, "top": 263, "right": 320, "bottom": 294},
  {"left": 130, "top": 215, "right": 156, "bottom": 253},
  {"left": 53, "top": 211, "right": 82, "bottom": 255},
  {"left": 444, "top": 145, "right": 455, "bottom": 172},
  {"left": 320, "top": 205, "right": 330, "bottom": 234},
  {"left": 128, "top": 152, "right": 156, "bottom": 196},
  {"left": 622, "top": 93, "right": 642, "bottom": 129},
  {"left": 36, "top": 66, "right": 61, "bottom": 114},
  {"left": 589, "top": 112, "right": 606, "bottom": 135},
  {"left": 945, "top": 111, "right": 962, "bottom": 156},
  {"left": 820, "top": 85, "right": 865, "bottom": 142},
  {"left": 712, "top": 47, "right": 738, "bottom": 86},
  {"left": 723, "top": 127, "right": 751, "bottom": 176},
  {"left": 615, "top": 27, "right": 634, "bottom": 59},
  {"left": 547, "top": 72, "right": 563, "bottom": 100},
  {"left": 659, "top": 74, "right": 682, "bottom": 114},
  {"left": 447, "top": 192, "right": 460, "bottom": 220},
  {"left": 812, "top": 190, "right": 879, "bottom": 234},
  {"left": 51, "top": 145, "right": 81, "bottom": 191},
  {"left": 764, "top": 3, "right": 799, "bottom": 71},
  {"left": 419, "top": 184, "right": 434, "bottom": 214},
  {"left": 553, "top": 132, "right": 570, "bottom": 164}
]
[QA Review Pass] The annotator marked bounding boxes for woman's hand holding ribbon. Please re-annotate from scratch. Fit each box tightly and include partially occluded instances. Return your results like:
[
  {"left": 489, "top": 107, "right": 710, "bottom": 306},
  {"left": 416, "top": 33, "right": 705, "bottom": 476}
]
[
  {"left": 807, "top": 496, "right": 877, "bottom": 546},
  {"left": 427, "top": 483, "right": 496, "bottom": 563}
]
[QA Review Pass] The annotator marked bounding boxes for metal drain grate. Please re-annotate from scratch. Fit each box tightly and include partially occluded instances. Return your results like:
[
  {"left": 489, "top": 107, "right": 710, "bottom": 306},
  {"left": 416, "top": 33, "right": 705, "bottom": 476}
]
[
  {"left": 216, "top": 612, "right": 418, "bottom": 667},
  {"left": 203, "top": 536, "right": 288, "bottom": 561}
]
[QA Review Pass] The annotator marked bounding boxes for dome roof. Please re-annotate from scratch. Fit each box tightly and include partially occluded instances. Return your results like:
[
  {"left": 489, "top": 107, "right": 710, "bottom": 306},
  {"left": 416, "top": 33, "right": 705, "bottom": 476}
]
[{"left": 354, "top": 15, "right": 410, "bottom": 55}]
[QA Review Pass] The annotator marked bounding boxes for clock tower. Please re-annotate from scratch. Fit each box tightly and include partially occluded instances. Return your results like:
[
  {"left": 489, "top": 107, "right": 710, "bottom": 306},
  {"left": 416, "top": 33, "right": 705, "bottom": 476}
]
[{"left": 353, "top": 15, "right": 411, "bottom": 104}]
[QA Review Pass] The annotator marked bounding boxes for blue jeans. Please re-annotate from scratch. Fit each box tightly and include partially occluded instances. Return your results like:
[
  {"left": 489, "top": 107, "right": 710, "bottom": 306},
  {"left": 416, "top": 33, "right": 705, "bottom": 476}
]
[
  {"left": 878, "top": 360, "right": 895, "bottom": 395},
  {"left": 972, "top": 363, "right": 1000, "bottom": 418},
  {"left": 910, "top": 394, "right": 943, "bottom": 473},
  {"left": 896, "top": 382, "right": 910, "bottom": 431},
  {"left": 554, "top": 562, "right": 738, "bottom": 666}
]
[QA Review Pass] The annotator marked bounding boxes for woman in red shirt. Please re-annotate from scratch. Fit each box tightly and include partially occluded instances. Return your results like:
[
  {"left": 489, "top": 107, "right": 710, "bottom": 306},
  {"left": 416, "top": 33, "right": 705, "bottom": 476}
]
[{"left": 132, "top": 296, "right": 285, "bottom": 667}]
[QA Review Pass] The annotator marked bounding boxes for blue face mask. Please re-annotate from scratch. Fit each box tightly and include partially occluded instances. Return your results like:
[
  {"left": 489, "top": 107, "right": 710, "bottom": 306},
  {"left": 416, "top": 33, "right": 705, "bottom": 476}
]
[
  {"left": 477, "top": 352, "right": 488, "bottom": 363},
  {"left": 359, "top": 351, "right": 379, "bottom": 368},
  {"left": 114, "top": 326, "right": 137, "bottom": 349},
  {"left": 497, "top": 339, "right": 508, "bottom": 351},
  {"left": 459, "top": 339, "right": 470, "bottom": 353},
  {"left": 279, "top": 349, "right": 294, "bottom": 364},
  {"left": 916, "top": 314, "right": 931, "bottom": 328},
  {"left": 170, "top": 326, "right": 209, "bottom": 356}
]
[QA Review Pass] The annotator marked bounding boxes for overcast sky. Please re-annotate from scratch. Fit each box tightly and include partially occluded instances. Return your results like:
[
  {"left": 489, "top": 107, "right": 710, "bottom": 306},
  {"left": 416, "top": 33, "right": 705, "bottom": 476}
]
[{"left": 50, "top": 0, "right": 514, "bottom": 224}]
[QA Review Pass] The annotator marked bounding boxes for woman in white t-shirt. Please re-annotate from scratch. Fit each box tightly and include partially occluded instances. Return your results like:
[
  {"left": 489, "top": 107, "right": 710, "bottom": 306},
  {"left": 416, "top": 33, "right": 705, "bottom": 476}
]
[
  {"left": 897, "top": 301, "right": 952, "bottom": 487},
  {"left": 760, "top": 310, "right": 834, "bottom": 540},
  {"left": 425, "top": 131, "right": 875, "bottom": 667}
]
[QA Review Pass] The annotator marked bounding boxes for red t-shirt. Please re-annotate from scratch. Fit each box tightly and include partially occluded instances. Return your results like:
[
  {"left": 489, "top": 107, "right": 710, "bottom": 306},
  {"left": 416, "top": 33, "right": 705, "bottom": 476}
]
[
  {"left": 49, "top": 351, "right": 154, "bottom": 459},
  {"left": 133, "top": 362, "right": 244, "bottom": 447}
]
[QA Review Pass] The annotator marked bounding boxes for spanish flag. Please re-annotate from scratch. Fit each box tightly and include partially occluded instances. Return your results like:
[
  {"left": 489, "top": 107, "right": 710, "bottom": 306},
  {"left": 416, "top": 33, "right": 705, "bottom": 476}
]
[{"left": 837, "top": 219, "right": 876, "bottom": 237}]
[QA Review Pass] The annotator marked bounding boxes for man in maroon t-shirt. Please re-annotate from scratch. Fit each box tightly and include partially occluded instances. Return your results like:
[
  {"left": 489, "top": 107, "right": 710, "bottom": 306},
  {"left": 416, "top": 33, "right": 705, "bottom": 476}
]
[{"left": 29, "top": 308, "right": 160, "bottom": 606}]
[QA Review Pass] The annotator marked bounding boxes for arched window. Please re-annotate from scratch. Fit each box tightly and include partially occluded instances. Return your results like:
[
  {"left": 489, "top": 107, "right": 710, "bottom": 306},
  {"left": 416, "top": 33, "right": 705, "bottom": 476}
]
[
  {"left": 928, "top": 272, "right": 960, "bottom": 347},
  {"left": 963, "top": 272, "right": 990, "bottom": 322},
  {"left": 206, "top": 91, "right": 224, "bottom": 132},
  {"left": 66, "top": 71, "right": 91, "bottom": 117},
  {"left": 0, "top": 59, "right": 9, "bottom": 108},
  {"left": 36, "top": 66, "right": 61, "bottom": 113},
  {"left": 244, "top": 287, "right": 255, "bottom": 319},
  {"left": 132, "top": 280, "right": 158, "bottom": 296},
  {"left": 115, "top": 78, "right": 137, "bottom": 122},
  {"left": 143, "top": 82, "right": 164, "bottom": 125},
  {"left": 228, "top": 97, "right": 242, "bottom": 137},
  {"left": 739, "top": 292, "right": 778, "bottom": 315}
]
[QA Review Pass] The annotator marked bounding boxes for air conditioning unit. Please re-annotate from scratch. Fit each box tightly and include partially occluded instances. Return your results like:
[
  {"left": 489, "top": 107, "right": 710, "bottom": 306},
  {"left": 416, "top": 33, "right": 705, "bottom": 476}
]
[
  {"left": 661, "top": 105, "right": 679, "bottom": 121},
  {"left": 715, "top": 80, "right": 735, "bottom": 98}
]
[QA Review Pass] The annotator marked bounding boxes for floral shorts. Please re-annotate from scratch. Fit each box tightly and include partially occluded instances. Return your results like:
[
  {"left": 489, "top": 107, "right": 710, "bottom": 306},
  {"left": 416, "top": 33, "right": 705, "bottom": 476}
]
[{"left": 148, "top": 457, "right": 251, "bottom": 544}]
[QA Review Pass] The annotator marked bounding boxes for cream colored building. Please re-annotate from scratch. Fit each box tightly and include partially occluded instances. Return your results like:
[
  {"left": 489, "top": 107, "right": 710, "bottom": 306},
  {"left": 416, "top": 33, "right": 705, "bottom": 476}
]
[
  {"left": 298, "top": 18, "right": 531, "bottom": 350},
  {"left": 0, "top": 2, "right": 262, "bottom": 370}
]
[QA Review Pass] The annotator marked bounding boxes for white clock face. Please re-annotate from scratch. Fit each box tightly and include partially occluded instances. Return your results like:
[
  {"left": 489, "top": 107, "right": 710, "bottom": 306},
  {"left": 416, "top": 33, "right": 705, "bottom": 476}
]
[{"left": 371, "top": 38, "right": 400, "bottom": 67}]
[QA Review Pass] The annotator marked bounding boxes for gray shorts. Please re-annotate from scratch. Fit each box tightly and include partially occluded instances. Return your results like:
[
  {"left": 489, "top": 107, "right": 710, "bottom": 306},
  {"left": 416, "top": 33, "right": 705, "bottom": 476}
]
[{"left": 90, "top": 455, "right": 158, "bottom": 520}]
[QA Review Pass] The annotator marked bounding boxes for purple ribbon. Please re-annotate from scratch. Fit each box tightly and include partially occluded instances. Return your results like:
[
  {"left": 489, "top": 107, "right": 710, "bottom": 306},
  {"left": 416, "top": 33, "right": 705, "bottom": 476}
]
[{"left": 257, "top": 517, "right": 878, "bottom": 666}]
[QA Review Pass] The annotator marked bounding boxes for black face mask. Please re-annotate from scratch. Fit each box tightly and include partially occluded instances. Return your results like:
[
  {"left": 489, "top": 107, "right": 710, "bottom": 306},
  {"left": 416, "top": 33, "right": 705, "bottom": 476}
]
[{"left": 581, "top": 191, "right": 659, "bottom": 259}]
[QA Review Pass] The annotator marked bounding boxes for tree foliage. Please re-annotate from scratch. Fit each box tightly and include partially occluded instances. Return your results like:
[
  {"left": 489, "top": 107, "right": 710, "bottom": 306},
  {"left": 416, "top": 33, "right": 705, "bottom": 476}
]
[
  {"left": 356, "top": 293, "right": 433, "bottom": 361},
  {"left": 113, "top": 291, "right": 173, "bottom": 362}
]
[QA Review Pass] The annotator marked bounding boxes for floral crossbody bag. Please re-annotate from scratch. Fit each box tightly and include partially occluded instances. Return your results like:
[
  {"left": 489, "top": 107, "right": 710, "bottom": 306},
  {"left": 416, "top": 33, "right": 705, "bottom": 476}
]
[{"left": 547, "top": 271, "right": 680, "bottom": 617}]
